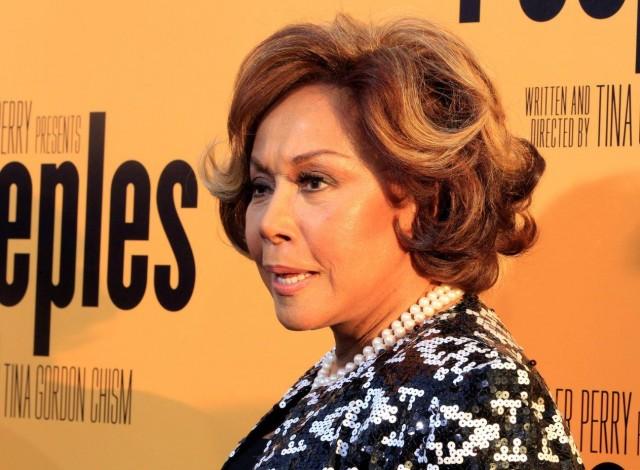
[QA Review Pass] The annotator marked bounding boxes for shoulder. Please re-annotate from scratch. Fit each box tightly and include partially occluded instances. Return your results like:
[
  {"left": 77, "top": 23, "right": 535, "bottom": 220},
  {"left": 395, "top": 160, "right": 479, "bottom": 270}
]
[
  {"left": 370, "top": 293, "right": 530, "bottom": 393},
  {"left": 359, "top": 295, "right": 585, "bottom": 468},
  {"left": 249, "top": 295, "right": 585, "bottom": 469}
]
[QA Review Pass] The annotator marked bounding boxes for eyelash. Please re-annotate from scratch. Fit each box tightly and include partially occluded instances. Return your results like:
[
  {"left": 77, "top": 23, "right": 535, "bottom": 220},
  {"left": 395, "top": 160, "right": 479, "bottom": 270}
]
[
  {"left": 249, "top": 172, "right": 331, "bottom": 197},
  {"left": 297, "top": 171, "right": 330, "bottom": 191}
]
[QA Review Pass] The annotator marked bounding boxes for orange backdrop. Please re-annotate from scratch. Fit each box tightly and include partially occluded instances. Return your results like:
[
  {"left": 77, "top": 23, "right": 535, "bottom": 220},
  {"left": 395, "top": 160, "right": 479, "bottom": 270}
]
[{"left": 0, "top": 1, "right": 638, "bottom": 469}]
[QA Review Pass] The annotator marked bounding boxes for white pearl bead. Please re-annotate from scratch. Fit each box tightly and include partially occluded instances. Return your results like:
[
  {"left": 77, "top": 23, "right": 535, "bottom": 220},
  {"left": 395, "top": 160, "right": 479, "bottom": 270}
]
[
  {"left": 403, "top": 319, "right": 416, "bottom": 330},
  {"left": 312, "top": 284, "right": 463, "bottom": 389},
  {"left": 393, "top": 327, "right": 406, "bottom": 338}
]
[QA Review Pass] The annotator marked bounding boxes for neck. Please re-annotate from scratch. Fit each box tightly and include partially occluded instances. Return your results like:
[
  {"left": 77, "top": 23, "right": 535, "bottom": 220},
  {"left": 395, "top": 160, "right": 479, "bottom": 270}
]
[{"left": 328, "top": 273, "right": 437, "bottom": 373}]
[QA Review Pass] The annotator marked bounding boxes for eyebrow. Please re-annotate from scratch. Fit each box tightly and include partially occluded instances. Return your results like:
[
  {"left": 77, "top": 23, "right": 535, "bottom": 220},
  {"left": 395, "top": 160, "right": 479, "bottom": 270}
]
[{"left": 249, "top": 149, "right": 352, "bottom": 174}]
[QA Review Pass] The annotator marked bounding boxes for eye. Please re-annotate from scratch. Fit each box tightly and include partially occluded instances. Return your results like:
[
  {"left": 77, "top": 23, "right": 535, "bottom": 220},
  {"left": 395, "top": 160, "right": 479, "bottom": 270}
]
[
  {"left": 298, "top": 172, "right": 330, "bottom": 192},
  {"left": 248, "top": 179, "right": 272, "bottom": 198}
]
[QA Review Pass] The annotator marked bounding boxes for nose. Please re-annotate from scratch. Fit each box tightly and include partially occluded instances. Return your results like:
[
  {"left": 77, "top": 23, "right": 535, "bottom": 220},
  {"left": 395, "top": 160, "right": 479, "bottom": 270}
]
[{"left": 258, "top": 185, "right": 294, "bottom": 244}]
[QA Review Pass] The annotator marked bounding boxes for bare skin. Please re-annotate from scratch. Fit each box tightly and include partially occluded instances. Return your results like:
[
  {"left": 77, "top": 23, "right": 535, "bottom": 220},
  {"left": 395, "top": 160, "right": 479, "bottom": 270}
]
[{"left": 244, "top": 83, "right": 439, "bottom": 402}]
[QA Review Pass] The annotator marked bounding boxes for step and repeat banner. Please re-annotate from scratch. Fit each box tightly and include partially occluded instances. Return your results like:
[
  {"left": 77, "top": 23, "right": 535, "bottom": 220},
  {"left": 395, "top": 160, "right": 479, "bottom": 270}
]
[{"left": 1, "top": 1, "right": 638, "bottom": 469}]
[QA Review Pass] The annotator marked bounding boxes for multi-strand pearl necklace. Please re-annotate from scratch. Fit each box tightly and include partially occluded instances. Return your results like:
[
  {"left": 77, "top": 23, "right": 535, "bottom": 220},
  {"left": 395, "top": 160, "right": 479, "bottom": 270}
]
[{"left": 312, "top": 284, "right": 464, "bottom": 390}]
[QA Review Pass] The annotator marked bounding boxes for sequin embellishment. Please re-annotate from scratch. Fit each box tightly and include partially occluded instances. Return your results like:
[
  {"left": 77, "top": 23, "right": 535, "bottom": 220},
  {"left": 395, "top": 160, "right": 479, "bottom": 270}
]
[{"left": 222, "top": 293, "right": 585, "bottom": 469}]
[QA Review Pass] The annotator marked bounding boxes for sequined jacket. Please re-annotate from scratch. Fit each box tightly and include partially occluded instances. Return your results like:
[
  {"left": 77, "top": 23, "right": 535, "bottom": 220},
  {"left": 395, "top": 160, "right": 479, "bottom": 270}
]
[{"left": 223, "top": 293, "right": 585, "bottom": 469}]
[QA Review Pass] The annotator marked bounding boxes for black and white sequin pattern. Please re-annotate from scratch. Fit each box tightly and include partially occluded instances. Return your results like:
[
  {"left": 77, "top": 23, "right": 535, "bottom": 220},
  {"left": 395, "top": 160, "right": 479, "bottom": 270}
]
[{"left": 223, "top": 293, "right": 585, "bottom": 469}]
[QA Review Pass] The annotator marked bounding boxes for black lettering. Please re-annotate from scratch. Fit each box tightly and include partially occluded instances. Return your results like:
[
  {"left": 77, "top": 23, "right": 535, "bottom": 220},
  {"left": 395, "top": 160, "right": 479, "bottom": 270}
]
[
  {"left": 107, "top": 161, "right": 150, "bottom": 309},
  {"left": 579, "top": 0, "right": 625, "bottom": 19},
  {"left": 623, "top": 392, "right": 632, "bottom": 454},
  {"left": 121, "top": 369, "right": 132, "bottom": 424},
  {"left": 460, "top": 0, "right": 481, "bottom": 22},
  {"left": 90, "top": 368, "right": 99, "bottom": 423},
  {"left": 590, "top": 390, "right": 599, "bottom": 453},
  {"left": 580, "top": 389, "right": 589, "bottom": 450},
  {"left": 520, "top": 0, "right": 566, "bottom": 22},
  {"left": 34, "top": 365, "right": 43, "bottom": 419},
  {"left": 611, "top": 391, "right": 620, "bottom": 453},
  {"left": 600, "top": 390, "right": 609, "bottom": 453},
  {"left": 556, "top": 388, "right": 573, "bottom": 430},
  {"left": 110, "top": 369, "right": 120, "bottom": 423},
  {"left": 82, "top": 112, "right": 106, "bottom": 306},
  {"left": 0, "top": 162, "right": 31, "bottom": 306},
  {"left": 34, "top": 163, "right": 79, "bottom": 356},
  {"left": 154, "top": 160, "right": 197, "bottom": 311}
]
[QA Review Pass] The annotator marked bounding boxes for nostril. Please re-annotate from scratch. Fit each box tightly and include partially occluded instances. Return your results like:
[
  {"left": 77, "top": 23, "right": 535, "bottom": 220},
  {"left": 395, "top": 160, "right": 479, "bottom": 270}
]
[{"left": 260, "top": 231, "right": 291, "bottom": 243}]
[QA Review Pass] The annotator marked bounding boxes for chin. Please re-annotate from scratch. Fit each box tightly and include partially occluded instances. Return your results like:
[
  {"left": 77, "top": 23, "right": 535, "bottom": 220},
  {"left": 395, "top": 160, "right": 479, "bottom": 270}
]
[{"left": 274, "top": 307, "right": 320, "bottom": 332}]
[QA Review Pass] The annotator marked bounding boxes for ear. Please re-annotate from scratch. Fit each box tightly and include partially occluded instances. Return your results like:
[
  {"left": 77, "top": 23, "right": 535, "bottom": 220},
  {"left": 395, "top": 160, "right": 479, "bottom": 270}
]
[{"left": 396, "top": 195, "right": 417, "bottom": 237}]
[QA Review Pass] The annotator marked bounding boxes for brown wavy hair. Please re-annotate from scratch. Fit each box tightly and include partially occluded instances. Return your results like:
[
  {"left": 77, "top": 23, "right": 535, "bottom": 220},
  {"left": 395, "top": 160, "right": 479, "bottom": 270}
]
[{"left": 203, "top": 13, "right": 545, "bottom": 294}]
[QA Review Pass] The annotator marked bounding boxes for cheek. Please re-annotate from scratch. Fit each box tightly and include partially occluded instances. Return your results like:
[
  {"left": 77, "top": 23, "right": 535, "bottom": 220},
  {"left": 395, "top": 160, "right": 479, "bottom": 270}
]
[
  {"left": 306, "top": 191, "right": 397, "bottom": 264},
  {"left": 244, "top": 206, "right": 262, "bottom": 260}
]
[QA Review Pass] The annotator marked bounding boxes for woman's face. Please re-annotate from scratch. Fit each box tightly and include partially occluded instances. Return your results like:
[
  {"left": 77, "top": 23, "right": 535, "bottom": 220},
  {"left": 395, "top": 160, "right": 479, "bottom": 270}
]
[{"left": 245, "top": 83, "right": 419, "bottom": 331}]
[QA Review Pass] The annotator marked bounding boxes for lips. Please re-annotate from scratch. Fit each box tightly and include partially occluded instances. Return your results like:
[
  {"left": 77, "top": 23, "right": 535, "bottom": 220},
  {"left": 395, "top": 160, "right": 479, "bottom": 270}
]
[
  {"left": 264, "top": 265, "right": 318, "bottom": 295},
  {"left": 264, "top": 264, "right": 317, "bottom": 275}
]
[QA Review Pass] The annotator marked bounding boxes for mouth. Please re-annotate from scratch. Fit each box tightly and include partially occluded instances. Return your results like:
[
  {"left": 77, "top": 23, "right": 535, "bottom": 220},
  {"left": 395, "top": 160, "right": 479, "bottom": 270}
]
[
  {"left": 274, "top": 272, "right": 315, "bottom": 285},
  {"left": 269, "top": 270, "right": 319, "bottom": 295}
]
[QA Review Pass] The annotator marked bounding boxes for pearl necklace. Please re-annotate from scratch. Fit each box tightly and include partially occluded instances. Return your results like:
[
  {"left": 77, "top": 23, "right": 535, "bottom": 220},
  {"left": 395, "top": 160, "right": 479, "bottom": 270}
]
[{"left": 312, "top": 284, "right": 464, "bottom": 390}]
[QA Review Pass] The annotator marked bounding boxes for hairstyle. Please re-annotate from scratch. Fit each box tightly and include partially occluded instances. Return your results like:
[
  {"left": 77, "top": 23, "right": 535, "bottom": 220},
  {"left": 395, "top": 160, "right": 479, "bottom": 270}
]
[{"left": 203, "top": 13, "right": 545, "bottom": 294}]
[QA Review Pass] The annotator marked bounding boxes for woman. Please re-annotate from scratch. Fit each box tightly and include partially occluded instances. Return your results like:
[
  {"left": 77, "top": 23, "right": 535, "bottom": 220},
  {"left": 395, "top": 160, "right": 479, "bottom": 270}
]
[{"left": 205, "top": 13, "right": 584, "bottom": 469}]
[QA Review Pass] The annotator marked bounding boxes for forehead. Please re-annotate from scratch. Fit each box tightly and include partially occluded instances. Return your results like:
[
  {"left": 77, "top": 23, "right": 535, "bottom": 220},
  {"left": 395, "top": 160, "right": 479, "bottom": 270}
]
[{"left": 251, "top": 84, "right": 358, "bottom": 169}]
